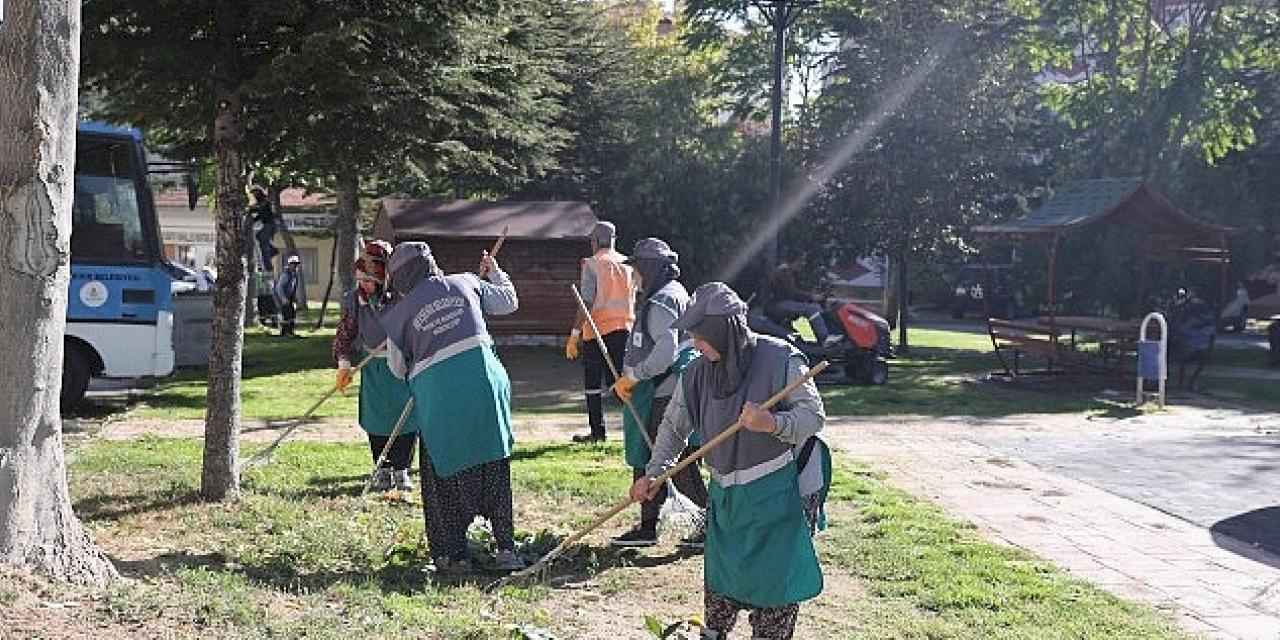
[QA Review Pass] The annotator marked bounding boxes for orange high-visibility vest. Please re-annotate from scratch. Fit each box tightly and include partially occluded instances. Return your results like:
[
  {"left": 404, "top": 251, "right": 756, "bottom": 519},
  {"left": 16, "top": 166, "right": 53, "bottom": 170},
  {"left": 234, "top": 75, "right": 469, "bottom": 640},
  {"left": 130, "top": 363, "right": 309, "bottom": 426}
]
[{"left": 582, "top": 249, "right": 636, "bottom": 339}]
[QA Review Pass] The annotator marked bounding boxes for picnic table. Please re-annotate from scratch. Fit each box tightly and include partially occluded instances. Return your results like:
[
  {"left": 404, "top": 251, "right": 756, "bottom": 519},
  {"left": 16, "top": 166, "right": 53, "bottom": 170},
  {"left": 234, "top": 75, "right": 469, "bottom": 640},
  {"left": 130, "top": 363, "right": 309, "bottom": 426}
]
[{"left": 987, "top": 315, "right": 1143, "bottom": 377}]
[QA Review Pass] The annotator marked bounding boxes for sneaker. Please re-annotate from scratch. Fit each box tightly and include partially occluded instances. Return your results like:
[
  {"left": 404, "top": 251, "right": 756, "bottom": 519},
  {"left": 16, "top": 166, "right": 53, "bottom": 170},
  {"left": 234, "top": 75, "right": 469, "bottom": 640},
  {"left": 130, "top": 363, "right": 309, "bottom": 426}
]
[
  {"left": 609, "top": 525, "right": 658, "bottom": 548},
  {"left": 370, "top": 467, "right": 393, "bottom": 492},
  {"left": 392, "top": 469, "right": 414, "bottom": 491},
  {"left": 494, "top": 549, "right": 526, "bottom": 572},
  {"left": 677, "top": 530, "right": 705, "bottom": 550},
  {"left": 571, "top": 432, "right": 605, "bottom": 444}
]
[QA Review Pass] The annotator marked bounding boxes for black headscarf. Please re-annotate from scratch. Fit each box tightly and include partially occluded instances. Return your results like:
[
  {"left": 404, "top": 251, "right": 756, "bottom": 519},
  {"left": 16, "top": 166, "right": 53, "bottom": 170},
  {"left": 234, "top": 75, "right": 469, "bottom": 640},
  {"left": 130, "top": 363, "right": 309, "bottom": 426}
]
[{"left": 635, "top": 258, "right": 680, "bottom": 298}]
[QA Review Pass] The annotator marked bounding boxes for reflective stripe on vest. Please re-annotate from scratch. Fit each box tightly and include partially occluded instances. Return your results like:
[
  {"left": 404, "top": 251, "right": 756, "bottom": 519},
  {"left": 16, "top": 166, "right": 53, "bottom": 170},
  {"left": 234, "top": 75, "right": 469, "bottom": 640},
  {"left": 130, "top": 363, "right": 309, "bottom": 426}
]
[{"left": 583, "top": 250, "right": 635, "bottom": 339}]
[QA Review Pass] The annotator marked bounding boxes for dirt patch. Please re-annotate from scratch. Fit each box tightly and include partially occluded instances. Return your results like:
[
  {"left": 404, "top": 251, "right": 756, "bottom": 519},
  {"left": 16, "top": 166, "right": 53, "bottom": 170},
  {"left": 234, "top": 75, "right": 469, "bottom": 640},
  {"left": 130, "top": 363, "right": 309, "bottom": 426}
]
[
  {"left": 0, "top": 569, "right": 197, "bottom": 640},
  {"left": 533, "top": 539, "right": 867, "bottom": 640}
]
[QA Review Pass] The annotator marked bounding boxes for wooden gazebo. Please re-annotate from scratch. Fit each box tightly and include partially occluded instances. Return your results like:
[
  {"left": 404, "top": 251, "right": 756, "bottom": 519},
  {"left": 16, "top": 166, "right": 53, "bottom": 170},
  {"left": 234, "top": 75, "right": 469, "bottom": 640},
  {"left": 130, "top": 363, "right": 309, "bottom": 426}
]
[{"left": 972, "top": 178, "right": 1235, "bottom": 376}]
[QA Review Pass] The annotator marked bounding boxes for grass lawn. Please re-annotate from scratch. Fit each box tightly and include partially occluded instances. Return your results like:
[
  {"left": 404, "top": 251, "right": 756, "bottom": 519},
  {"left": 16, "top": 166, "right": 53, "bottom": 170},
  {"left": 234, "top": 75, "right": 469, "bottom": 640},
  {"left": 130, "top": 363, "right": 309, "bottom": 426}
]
[
  {"left": 77, "top": 306, "right": 582, "bottom": 422},
  {"left": 821, "top": 328, "right": 1125, "bottom": 417},
  {"left": 0, "top": 436, "right": 1191, "bottom": 639},
  {"left": 76, "top": 314, "right": 1278, "bottom": 422}
]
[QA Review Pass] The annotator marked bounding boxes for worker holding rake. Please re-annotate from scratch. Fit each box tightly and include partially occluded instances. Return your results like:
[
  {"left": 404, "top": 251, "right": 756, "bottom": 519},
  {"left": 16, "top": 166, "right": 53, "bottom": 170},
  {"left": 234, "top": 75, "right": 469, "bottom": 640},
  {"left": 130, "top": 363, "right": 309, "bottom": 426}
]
[
  {"left": 379, "top": 241, "right": 525, "bottom": 574},
  {"left": 609, "top": 238, "right": 708, "bottom": 549},
  {"left": 631, "top": 282, "right": 831, "bottom": 640},
  {"left": 333, "top": 240, "right": 419, "bottom": 492}
]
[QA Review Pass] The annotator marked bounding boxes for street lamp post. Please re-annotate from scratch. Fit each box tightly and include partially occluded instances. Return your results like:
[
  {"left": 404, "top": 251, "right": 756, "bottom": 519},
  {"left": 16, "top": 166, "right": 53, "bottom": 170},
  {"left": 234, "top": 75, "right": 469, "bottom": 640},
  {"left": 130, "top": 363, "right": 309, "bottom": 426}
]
[{"left": 758, "top": 0, "right": 816, "bottom": 284}]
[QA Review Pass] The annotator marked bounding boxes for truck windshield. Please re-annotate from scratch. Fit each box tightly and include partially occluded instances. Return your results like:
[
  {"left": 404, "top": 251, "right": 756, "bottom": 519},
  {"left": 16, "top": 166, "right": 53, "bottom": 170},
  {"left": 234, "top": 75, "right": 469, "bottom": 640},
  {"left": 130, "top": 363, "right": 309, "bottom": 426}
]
[{"left": 72, "top": 136, "right": 149, "bottom": 263}]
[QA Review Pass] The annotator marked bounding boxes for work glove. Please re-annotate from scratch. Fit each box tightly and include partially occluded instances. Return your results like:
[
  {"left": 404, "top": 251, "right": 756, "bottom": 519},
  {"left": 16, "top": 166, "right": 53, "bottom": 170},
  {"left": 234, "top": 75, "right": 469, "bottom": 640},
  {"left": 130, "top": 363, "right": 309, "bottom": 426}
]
[
  {"left": 336, "top": 366, "right": 354, "bottom": 393},
  {"left": 612, "top": 374, "right": 639, "bottom": 403},
  {"left": 565, "top": 329, "right": 581, "bottom": 360}
]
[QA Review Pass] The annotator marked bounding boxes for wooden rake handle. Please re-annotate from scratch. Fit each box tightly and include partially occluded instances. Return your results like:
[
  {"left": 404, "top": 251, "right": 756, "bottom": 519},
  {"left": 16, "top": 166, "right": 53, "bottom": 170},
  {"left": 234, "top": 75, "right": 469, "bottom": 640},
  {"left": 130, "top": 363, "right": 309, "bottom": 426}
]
[
  {"left": 493, "top": 359, "right": 829, "bottom": 589},
  {"left": 569, "top": 284, "right": 654, "bottom": 450},
  {"left": 244, "top": 351, "right": 378, "bottom": 468},
  {"left": 477, "top": 225, "right": 510, "bottom": 279}
]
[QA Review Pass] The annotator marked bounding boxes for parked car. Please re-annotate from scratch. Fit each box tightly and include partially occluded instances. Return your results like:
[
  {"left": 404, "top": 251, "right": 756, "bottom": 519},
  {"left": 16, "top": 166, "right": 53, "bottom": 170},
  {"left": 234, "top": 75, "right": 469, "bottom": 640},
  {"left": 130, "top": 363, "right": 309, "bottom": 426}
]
[
  {"left": 948, "top": 264, "right": 1019, "bottom": 319},
  {"left": 1219, "top": 284, "right": 1249, "bottom": 333}
]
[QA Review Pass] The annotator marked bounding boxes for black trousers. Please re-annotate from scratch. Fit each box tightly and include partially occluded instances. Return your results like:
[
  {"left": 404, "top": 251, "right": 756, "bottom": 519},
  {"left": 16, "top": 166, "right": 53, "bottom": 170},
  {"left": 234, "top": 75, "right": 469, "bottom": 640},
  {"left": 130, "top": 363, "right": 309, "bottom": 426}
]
[
  {"left": 582, "top": 329, "right": 628, "bottom": 436},
  {"left": 1269, "top": 320, "right": 1280, "bottom": 366},
  {"left": 367, "top": 433, "right": 417, "bottom": 471},
  {"left": 632, "top": 396, "right": 708, "bottom": 526},
  {"left": 279, "top": 300, "right": 296, "bottom": 335}
]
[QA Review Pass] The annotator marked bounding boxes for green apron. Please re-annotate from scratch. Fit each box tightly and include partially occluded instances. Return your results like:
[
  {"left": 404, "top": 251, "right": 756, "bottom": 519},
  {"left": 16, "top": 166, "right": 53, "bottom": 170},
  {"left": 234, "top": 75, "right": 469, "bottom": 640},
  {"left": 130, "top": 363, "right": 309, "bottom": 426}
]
[
  {"left": 623, "top": 347, "right": 699, "bottom": 469},
  {"left": 705, "top": 461, "right": 822, "bottom": 608},
  {"left": 358, "top": 355, "right": 420, "bottom": 436},
  {"left": 408, "top": 344, "right": 514, "bottom": 478}
]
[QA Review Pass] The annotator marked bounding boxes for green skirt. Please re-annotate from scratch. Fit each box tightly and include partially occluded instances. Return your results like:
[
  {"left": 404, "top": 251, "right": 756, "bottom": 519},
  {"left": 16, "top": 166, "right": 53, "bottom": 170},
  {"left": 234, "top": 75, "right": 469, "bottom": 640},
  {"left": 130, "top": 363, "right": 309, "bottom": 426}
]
[
  {"left": 704, "top": 462, "right": 822, "bottom": 608},
  {"left": 407, "top": 344, "right": 514, "bottom": 479},
  {"left": 358, "top": 356, "right": 420, "bottom": 436},
  {"left": 623, "top": 347, "right": 699, "bottom": 470}
]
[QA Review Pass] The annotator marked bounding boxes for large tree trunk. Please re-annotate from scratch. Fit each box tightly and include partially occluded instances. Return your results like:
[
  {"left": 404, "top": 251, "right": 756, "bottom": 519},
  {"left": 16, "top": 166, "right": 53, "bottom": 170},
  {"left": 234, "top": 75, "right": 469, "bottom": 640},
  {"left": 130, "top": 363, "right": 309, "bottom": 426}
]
[
  {"left": 0, "top": 0, "right": 116, "bottom": 585},
  {"left": 314, "top": 233, "right": 340, "bottom": 330},
  {"left": 202, "top": 90, "right": 249, "bottom": 501},
  {"left": 335, "top": 170, "right": 360, "bottom": 296}
]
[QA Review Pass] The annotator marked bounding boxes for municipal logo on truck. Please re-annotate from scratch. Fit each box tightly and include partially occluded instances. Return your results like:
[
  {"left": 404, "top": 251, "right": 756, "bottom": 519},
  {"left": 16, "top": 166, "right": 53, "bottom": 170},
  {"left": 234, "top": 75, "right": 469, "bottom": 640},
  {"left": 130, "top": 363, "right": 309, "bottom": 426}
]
[{"left": 79, "top": 280, "right": 109, "bottom": 308}]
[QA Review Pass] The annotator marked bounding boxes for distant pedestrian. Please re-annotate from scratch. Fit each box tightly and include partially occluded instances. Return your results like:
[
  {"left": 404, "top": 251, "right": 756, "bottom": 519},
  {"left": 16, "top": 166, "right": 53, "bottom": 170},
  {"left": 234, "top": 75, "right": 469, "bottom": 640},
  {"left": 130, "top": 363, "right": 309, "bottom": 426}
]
[{"left": 275, "top": 255, "right": 301, "bottom": 337}]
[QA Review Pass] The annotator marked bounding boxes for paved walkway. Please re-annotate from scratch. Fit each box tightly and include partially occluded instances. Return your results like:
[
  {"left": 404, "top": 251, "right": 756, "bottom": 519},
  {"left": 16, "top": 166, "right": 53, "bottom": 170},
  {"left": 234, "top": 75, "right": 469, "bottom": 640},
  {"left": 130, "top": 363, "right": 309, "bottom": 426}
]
[{"left": 826, "top": 411, "right": 1280, "bottom": 640}]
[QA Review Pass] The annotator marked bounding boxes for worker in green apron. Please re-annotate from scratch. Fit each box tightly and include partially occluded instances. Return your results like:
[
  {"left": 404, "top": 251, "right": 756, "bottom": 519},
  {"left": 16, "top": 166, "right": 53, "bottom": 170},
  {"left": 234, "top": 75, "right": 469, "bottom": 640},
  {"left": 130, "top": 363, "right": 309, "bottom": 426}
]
[
  {"left": 379, "top": 242, "right": 526, "bottom": 574},
  {"left": 333, "top": 240, "right": 419, "bottom": 491},
  {"left": 609, "top": 238, "right": 707, "bottom": 549},
  {"left": 631, "top": 282, "right": 831, "bottom": 640}
]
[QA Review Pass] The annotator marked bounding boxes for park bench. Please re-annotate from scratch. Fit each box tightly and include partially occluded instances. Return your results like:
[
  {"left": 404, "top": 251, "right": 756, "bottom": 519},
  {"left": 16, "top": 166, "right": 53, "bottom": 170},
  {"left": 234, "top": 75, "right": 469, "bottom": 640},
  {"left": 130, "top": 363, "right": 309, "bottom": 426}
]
[{"left": 987, "top": 318, "right": 1062, "bottom": 376}]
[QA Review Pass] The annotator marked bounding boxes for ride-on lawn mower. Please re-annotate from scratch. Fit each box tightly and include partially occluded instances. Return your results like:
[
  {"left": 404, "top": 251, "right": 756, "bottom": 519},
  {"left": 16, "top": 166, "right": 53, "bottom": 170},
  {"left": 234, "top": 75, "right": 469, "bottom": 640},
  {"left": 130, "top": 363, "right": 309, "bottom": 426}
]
[{"left": 749, "top": 298, "right": 891, "bottom": 385}]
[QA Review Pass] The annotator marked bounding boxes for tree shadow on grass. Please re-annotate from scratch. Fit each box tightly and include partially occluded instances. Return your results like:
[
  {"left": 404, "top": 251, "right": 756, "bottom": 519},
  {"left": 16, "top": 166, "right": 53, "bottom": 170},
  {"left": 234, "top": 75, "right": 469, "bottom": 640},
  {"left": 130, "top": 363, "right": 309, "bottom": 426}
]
[
  {"left": 108, "top": 530, "right": 701, "bottom": 599},
  {"left": 74, "top": 490, "right": 204, "bottom": 523}
]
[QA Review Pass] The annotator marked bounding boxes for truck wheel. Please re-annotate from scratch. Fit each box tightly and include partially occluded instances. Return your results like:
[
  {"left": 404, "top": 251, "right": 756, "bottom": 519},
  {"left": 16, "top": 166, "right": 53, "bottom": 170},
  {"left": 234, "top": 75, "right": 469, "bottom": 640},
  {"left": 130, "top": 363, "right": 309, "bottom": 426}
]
[
  {"left": 852, "top": 357, "right": 889, "bottom": 385},
  {"left": 867, "top": 359, "right": 889, "bottom": 385},
  {"left": 61, "top": 342, "right": 91, "bottom": 411}
]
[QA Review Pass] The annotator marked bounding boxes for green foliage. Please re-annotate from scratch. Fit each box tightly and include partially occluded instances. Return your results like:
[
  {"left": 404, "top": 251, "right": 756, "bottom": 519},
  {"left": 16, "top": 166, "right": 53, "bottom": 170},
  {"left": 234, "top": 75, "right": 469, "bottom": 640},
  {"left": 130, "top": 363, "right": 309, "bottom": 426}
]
[
  {"left": 530, "top": 3, "right": 772, "bottom": 286},
  {"left": 1010, "top": 0, "right": 1280, "bottom": 179},
  {"left": 81, "top": 1, "right": 572, "bottom": 198},
  {"left": 795, "top": 0, "right": 1044, "bottom": 277}
]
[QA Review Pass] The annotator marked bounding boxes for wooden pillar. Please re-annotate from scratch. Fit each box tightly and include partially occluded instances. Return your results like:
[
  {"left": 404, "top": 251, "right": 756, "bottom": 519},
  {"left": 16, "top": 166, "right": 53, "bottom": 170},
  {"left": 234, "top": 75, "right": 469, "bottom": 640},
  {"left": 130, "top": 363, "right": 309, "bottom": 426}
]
[
  {"left": 1217, "top": 232, "right": 1229, "bottom": 313},
  {"left": 1047, "top": 234, "right": 1060, "bottom": 329},
  {"left": 1136, "top": 234, "right": 1150, "bottom": 319}
]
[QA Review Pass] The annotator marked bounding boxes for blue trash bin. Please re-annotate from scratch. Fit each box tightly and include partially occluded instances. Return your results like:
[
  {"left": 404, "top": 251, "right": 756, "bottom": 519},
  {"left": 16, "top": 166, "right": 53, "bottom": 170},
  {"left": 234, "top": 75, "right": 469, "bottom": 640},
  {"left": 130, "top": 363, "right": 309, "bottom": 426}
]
[{"left": 1138, "top": 340, "right": 1162, "bottom": 380}]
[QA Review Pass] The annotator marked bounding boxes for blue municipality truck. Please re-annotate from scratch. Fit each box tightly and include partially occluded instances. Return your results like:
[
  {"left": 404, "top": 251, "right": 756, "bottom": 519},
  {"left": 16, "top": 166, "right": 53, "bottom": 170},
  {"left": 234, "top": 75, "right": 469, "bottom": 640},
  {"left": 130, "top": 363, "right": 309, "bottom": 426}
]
[{"left": 63, "top": 122, "right": 209, "bottom": 408}]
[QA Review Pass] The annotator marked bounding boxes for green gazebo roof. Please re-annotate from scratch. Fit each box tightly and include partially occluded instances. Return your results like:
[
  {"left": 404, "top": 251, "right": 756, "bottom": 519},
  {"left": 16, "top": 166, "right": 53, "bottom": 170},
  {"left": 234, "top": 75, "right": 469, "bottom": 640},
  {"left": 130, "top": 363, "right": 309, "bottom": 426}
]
[{"left": 974, "top": 178, "right": 1232, "bottom": 237}]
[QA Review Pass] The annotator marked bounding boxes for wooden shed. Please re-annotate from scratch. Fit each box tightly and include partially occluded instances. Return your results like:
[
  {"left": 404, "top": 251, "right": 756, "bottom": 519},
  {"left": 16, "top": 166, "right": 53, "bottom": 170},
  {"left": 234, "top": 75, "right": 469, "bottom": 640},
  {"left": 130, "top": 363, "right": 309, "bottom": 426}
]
[{"left": 373, "top": 199, "right": 596, "bottom": 336}]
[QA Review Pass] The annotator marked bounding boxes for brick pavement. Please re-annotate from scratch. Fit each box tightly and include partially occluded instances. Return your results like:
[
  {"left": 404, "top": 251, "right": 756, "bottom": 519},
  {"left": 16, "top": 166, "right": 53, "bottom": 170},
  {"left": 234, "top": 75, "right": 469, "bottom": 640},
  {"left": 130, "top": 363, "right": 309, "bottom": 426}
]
[{"left": 826, "top": 415, "right": 1280, "bottom": 640}]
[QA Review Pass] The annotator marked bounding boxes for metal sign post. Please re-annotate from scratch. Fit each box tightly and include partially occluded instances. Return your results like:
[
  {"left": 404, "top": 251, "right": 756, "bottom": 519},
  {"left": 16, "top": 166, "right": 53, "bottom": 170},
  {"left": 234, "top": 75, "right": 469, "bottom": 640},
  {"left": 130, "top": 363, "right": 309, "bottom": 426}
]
[{"left": 1136, "top": 312, "right": 1168, "bottom": 407}]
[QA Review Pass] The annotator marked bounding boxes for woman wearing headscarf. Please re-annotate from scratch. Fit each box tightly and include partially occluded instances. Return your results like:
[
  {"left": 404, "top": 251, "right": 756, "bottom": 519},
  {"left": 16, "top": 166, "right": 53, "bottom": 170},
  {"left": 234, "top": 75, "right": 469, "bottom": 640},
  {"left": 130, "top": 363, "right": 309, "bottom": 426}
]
[
  {"left": 608, "top": 238, "right": 708, "bottom": 549},
  {"left": 378, "top": 242, "right": 525, "bottom": 574},
  {"left": 631, "top": 282, "right": 831, "bottom": 640},
  {"left": 333, "top": 240, "right": 419, "bottom": 491}
]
